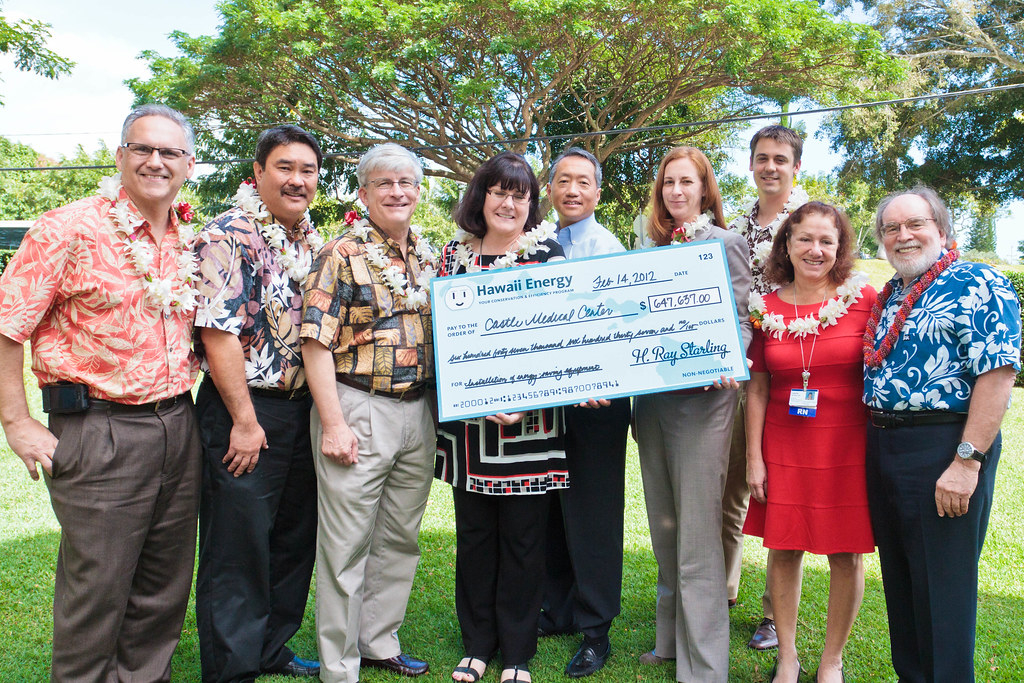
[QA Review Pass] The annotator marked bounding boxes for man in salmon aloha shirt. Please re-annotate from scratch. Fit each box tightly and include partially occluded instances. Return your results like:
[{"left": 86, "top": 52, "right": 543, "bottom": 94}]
[{"left": 0, "top": 104, "right": 201, "bottom": 682}]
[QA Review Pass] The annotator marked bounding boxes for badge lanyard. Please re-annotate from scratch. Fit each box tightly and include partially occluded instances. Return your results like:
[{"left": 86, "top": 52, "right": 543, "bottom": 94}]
[{"left": 789, "top": 288, "right": 824, "bottom": 418}]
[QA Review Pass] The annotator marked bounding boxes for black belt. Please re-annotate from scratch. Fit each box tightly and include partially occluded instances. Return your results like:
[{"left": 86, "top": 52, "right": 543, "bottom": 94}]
[
  {"left": 336, "top": 374, "right": 426, "bottom": 402},
  {"left": 250, "top": 386, "right": 310, "bottom": 401},
  {"left": 869, "top": 409, "right": 967, "bottom": 429},
  {"left": 90, "top": 392, "right": 192, "bottom": 414}
]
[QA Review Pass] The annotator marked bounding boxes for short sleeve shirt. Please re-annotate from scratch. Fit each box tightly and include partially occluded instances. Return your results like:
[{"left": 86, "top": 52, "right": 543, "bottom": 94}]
[
  {"left": 193, "top": 207, "right": 321, "bottom": 391},
  {"left": 300, "top": 223, "right": 434, "bottom": 392},
  {"left": 729, "top": 194, "right": 805, "bottom": 296},
  {"left": 863, "top": 257, "right": 1022, "bottom": 412},
  {"left": 0, "top": 193, "right": 198, "bottom": 403}
]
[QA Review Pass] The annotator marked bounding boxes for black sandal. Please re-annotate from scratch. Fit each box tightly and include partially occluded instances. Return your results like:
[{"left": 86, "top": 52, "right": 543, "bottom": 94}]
[
  {"left": 501, "top": 663, "right": 531, "bottom": 682},
  {"left": 452, "top": 656, "right": 487, "bottom": 682}
]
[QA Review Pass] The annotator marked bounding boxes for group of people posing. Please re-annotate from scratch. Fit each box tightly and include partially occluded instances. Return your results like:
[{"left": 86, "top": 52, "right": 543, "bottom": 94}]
[{"left": 0, "top": 105, "right": 1018, "bottom": 683}]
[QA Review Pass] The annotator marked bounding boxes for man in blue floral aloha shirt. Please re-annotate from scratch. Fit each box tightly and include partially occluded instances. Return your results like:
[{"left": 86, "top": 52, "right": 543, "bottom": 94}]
[
  {"left": 192, "top": 125, "right": 324, "bottom": 681},
  {"left": 863, "top": 186, "right": 1021, "bottom": 683}
]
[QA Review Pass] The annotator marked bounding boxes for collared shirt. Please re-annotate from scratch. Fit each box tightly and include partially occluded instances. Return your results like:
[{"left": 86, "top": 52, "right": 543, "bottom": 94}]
[
  {"left": 863, "top": 256, "right": 1021, "bottom": 412},
  {"left": 300, "top": 223, "right": 434, "bottom": 392},
  {"left": 0, "top": 194, "right": 198, "bottom": 403},
  {"left": 555, "top": 213, "right": 625, "bottom": 260},
  {"left": 729, "top": 195, "right": 804, "bottom": 296},
  {"left": 194, "top": 207, "right": 320, "bottom": 391}
]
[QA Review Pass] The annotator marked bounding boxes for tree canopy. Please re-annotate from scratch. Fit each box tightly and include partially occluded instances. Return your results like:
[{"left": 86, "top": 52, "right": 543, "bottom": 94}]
[
  {"left": 131, "top": 0, "right": 900, "bottom": 215},
  {"left": 0, "top": 138, "right": 114, "bottom": 220},
  {"left": 827, "top": 0, "right": 1024, "bottom": 216},
  {"left": 0, "top": 2, "right": 74, "bottom": 105}
]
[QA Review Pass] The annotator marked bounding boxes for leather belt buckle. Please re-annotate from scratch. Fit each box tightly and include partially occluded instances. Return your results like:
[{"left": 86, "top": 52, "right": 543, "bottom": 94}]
[
  {"left": 151, "top": 396, "right": 175, "bottom": 412},
  {"left": 870, "top": 410, "right": 899, "bottom": 429}
]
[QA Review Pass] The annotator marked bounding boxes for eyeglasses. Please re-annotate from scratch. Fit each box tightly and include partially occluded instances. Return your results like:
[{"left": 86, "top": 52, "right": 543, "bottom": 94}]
[
  {"left": 487, "top": 189, "right": 530, "bottom": 205},
  {"left": 367, "top": 178, "right": 419, "bottom": 191},
  {"left": 880, "top": 216, "right": 936, "bottom": 238},
  {"left": 121, "top": 142, "right": 191, "bottom": 160}
]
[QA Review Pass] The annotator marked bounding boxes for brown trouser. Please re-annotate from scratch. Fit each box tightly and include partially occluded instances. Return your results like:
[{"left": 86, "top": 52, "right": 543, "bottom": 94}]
[{"left": 46, "top": 397, "right": 200, "bottom": 683}]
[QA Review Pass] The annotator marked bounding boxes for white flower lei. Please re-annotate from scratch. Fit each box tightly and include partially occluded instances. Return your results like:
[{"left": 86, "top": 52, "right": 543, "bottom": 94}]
[
  {"left": 670, "top": 211, "right": 712, "bottom": 243},
  {"left": 97, "top": 172, "right": 199, "bottom": 315},
  {"left": 452, "top": 220, "right": 558, "bottom": 272},
  {"left": 232, "top": 181, "right": 324, "bottom": 283},
  {"left": 348, "top": 218, "right": 436, "bottom": 310},
  {"left": 738, "top": 185, "right": 809, "bottom": 240},
  {"left": 749, "top": 272, "right": 869, "bottom": 340}
]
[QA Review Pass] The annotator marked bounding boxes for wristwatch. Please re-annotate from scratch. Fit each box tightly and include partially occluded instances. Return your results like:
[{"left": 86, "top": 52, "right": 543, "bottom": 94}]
[{"left": 956, "top": 441, "right": 987, "bottom": 464}]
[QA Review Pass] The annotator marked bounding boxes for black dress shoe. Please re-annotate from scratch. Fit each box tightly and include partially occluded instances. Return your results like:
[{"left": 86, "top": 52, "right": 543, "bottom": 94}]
[
  {"left": 361, "top": 653, "right": 429, "bottom": 677},
  {"left": 263, "top": 655, "right": 321, "bottom": 677},
  {"left": 565, "top": 640, "right": 611, "bottom": 678}
]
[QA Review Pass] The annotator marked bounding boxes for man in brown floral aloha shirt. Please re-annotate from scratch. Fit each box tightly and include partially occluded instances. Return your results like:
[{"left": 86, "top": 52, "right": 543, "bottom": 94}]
[{"left": 192, "top": 125, "right": 324, "bottom": 681}]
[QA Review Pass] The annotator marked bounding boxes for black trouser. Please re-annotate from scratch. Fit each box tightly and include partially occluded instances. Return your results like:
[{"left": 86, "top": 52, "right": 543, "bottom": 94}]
[
  {"left": 866, "top": 420, "right": 999, "bottom": 683},
  {"left": 541, "top": 397, "right": 630, "bottom": 641},
  {"left": 453, "top": 487, "right": 549, "bottom": 666},
  {"left": 195, "top": 378, "right": 318, "bottom": 683}
]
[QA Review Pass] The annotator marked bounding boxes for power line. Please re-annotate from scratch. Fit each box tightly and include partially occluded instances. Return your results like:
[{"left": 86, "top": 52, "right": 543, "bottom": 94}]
[{"left": 2, "top": 82, "right": 1023, "bottom": 173}]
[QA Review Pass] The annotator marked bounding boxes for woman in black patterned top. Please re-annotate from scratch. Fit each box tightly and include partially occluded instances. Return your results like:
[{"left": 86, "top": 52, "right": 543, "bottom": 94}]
[{"left": 435, "top": 152, "right": 565, "bottom": 683}]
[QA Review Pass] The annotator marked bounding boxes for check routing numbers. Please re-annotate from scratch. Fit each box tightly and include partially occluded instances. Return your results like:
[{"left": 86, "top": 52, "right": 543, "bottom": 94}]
[{"left": 430, "top": 241, "right": 750, "bottom": 421}]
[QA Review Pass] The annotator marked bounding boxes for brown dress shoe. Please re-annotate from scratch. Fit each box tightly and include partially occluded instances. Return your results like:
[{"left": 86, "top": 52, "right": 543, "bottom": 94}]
[
  {"left": 747, "top": 617, "right": 779, "bottom": 650},
  {"left": 639, "top": 650, "right": 674, "bottom": 665}
]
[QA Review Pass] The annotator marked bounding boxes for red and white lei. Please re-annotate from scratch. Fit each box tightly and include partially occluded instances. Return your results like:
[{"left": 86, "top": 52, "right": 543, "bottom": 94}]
[
  {"left": 97, "top": 172, "right": 199, "bottom": 315},
  {"left": 452, "top": 221, "right": 558, "bottom": 272},
  {"left": 232, "top": 180, "right": 324, "bottom": 283},
  {"left": 348, "top": 218, "right": 436, "bottom": 310}
]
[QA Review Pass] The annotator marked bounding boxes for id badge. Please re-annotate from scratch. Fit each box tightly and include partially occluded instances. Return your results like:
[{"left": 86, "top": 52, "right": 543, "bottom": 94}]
[{"left": 788, "top": 389, "right": 818, "bottom": 417}]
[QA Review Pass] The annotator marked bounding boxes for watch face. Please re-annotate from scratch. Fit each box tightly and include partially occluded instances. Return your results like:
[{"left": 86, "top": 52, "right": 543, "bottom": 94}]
[{"left": 957, "top": 442, "right": 973, "bottom": 458}]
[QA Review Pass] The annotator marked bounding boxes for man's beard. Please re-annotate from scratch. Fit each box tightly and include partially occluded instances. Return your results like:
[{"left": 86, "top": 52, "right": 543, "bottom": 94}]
[{"left": 886, "top": 240, "right": 943, "bottom": 283}]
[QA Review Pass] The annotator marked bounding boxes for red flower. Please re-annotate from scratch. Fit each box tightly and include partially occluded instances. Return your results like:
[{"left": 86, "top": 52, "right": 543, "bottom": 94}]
[
  {"left": 176, "top": 201, "right": 195, "bottom": 223},
  {"left": 344, "top": 210, "right": 360, "bottom": 225}
]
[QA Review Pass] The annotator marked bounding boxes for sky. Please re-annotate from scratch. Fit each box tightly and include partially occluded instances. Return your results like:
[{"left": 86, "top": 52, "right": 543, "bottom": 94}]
[{"left": 1, "top": 0, "right": 1021, "bottom": 259}]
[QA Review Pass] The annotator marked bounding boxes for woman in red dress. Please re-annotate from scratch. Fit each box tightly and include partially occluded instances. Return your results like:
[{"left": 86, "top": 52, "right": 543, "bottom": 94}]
[{"left": 743, "top": 202, "right": 876, "bottom": 683}]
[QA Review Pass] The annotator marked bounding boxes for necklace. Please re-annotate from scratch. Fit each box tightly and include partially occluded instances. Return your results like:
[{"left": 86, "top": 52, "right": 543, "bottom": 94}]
[
  {"left": 348, "top": 217, "right": 436, "bottom": 310},
  {"left": 96, "top": 172, "right": 199, "bottom": 315},
  {"left": 793, "top": 283, "right": 827, "bottom": 390},
  {"left": 232, "top": 181, "right": 323, "bottom": 283},
  {"left": 750, "top": 272, "right": 868, "bottom": 340},
  {"left": 670, "top": 212, "right": 712, "bottom": 244},
  {"left": 452, "top": 221, "right": 557, "bottom": 272},
  {"left": 863, "top": 250, "right": 959, "bottom": 368}
]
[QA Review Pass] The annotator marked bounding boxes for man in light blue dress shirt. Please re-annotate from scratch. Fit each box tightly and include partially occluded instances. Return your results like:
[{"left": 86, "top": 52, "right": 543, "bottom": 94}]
[{"left": 539, "top": 148, "right": 632, "bottom": 678}]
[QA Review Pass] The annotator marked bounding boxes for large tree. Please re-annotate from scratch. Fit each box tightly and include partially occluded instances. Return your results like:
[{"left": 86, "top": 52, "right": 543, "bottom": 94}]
[
  {"left": 827, "top": 0, "right": 1024, "bottom": 210},
  {"left": 0, "top": 2, "right": 74, "bottom": 105},
  {"left": 131, "top": 0, "right": 899, "bottom": 214}
]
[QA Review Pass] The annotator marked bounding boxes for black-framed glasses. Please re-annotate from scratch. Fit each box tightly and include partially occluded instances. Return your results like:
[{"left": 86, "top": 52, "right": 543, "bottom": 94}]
[
  {"left": 367, "top": 178, "right": 419, "bottom": 191},
  {"left": 121, "top": 142, "right": 191, "bottom": 160},
  {"left": 487, "top": 189, "right": 530, "bottom": 205},
  {"left": 880, "top": 216, "right": 936, "bottom": 238}
]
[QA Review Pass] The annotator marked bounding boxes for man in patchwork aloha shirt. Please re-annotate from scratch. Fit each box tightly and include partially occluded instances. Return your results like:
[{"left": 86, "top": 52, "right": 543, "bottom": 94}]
[
  {"left": 725, "top": 124, "right": 808, "bottom": 652},
  {"left": 300, "top": 142, "right": 436, "bottom": 683},
  {"left": 192, "top": 125, "right": 324, "bottom": 681},
  {"left": 0, "top": 104, "right": 200, "bottom": 682},
  {"left": 864, "top": 187, "right": 1020, "bottom": 683}
]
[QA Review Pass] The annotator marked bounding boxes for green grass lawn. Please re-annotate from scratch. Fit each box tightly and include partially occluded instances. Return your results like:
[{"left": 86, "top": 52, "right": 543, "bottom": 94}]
[{"left": 2, "top": 259, "right": 1022, "bottom": 681}]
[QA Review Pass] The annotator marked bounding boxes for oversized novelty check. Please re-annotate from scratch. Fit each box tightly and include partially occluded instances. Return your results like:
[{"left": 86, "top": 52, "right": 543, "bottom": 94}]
[{"left": 431, "top": 241, "right": 749, "bottom": 421}]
